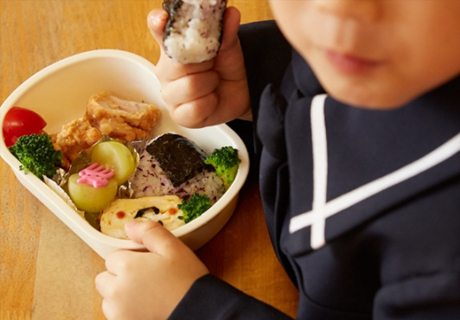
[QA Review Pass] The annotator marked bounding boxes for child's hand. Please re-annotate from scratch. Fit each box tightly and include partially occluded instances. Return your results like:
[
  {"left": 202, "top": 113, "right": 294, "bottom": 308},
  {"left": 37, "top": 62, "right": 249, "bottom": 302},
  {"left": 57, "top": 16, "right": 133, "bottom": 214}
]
[
  {"left": 95, "top": 221, "right": 209, "bottom": 320},
  {"left": 148, "top": 7, "right": 251, "bottom": 128}
]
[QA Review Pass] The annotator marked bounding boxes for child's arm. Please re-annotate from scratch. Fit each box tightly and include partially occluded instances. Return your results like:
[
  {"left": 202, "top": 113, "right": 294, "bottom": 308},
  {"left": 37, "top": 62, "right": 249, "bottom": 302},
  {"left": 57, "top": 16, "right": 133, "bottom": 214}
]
[
  {"left": 148, "top": 7, "right": 251, "bottom": 129},
  {"left": 95, "top": 221, "right": 209, "bottom": 320},
  {"left": 95, "top": 221, "right": 293, "bottom": 320}
]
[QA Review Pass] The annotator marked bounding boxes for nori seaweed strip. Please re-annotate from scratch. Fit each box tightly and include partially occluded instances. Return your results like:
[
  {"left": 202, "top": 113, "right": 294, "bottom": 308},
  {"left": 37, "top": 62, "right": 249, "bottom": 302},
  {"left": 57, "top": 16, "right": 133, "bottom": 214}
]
[
  {"left": 135, "top": 206, "right": 160, "bottom": 218},
  {"left": 162, "top": 0, "right": 183, "bottom": 40},
  {"left": 146, "top": 133, "right": 214, "bottom": 187}
]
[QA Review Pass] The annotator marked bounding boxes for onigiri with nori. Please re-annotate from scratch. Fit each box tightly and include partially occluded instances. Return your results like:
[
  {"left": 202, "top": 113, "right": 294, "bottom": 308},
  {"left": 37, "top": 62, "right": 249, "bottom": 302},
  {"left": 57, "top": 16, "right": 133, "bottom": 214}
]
[
  {"left": 128, "top": 133, "right": 225, "bottom": 203},
  {"left": 163, "top": 0, "right": 227, "bottom": 63}
]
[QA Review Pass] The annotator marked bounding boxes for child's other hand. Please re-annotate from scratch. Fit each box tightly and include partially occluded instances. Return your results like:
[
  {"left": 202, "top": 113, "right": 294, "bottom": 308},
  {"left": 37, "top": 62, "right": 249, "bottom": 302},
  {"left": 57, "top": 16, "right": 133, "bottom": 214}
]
[
  {"left": 147, "top": 7, "right": 251, "bottom": 128},
  {"left": 95, "top": 221, "right": 209, "bottom": 320}
]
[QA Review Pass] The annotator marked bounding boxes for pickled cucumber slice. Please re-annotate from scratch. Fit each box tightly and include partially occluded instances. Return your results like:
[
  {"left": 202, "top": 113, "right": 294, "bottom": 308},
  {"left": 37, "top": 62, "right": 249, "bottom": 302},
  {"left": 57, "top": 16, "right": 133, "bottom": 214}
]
[
  {"left": 90, "top": 141, "right": 136, "bottom": 185},
  {"left": 68, "top": 173, "right": 118, "bottom": 213}
]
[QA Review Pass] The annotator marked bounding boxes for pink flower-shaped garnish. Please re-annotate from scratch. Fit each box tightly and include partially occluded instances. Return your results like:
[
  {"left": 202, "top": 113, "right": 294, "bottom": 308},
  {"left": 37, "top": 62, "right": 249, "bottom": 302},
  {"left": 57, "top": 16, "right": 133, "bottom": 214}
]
[{"left": 77, "top": 163, "right": 115, "bottom": 188}]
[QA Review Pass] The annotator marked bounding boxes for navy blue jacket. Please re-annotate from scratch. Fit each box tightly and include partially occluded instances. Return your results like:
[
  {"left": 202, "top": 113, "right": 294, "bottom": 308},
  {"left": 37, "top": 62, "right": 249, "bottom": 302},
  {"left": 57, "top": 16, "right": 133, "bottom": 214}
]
[{"left": 170, "top": 20, "right": 460, "bottom": 319}]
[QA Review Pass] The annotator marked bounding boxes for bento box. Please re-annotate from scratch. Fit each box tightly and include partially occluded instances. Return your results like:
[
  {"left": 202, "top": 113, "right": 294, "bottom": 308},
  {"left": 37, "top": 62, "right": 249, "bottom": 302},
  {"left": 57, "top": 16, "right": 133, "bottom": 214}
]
[{"left": 0, "top": 49, "right": 249, "bottom": 259}]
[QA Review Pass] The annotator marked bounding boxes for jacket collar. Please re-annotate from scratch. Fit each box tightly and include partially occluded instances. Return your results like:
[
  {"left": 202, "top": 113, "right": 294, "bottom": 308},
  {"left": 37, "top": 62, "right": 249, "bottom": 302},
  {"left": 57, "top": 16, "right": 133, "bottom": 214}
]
[{"left": 282, "top": 52, "right": 460, "bottom": 255}]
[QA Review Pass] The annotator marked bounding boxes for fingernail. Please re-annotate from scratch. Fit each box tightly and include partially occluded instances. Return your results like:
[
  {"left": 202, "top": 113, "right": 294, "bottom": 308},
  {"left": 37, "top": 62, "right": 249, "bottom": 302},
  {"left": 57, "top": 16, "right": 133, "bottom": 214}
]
[{"left": 150, "top": 11, "right": 168, "bottom": 25}]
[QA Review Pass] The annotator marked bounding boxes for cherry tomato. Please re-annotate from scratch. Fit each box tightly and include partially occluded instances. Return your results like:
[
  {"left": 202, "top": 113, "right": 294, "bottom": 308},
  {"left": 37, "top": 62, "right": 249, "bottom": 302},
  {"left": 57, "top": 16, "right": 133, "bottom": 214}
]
[{"left": 2, "top": 106, "right": 47, "bottom": 147}]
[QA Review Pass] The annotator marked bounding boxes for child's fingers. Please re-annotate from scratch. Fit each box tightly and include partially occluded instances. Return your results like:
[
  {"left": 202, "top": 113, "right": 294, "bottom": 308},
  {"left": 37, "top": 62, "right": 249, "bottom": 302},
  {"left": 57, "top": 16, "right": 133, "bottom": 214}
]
[
  {"left": 101, "top": 299, "right": 116, "bottom": 320},
  {"left": 155, "top": 56, "right": 215, "bottom": 83},
  {"left": 162, "top": 70, "right": 219, "bottom": 108},
  {"left": 124, "top": 221, "right": 186, "bottom": 257},
  {"left": 95, "top": 271, "right": 116, "bottom": 298},
  {"left": 170, "top": 93, "right": 219, "bottom": 128}
]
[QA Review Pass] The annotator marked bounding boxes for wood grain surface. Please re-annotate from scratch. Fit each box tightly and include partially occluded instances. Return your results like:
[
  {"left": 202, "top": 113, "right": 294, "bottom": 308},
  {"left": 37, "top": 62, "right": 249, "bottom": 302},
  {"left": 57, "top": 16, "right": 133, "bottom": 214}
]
[{"left": 0, "top": 1, "right": 299, "bottom": 319}]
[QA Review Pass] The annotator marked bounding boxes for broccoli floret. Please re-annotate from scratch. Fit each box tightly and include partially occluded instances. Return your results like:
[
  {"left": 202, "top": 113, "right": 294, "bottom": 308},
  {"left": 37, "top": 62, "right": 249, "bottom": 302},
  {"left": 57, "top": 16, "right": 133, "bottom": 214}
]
[
  {"left": 205, "top": 146, "right": 241, "bottom": 189},
  {"left": 9, "top": 133, "right": 63, "bottom": 180},
  {"left": 178, "top": 193, "right": 212, "bottom": 223}
]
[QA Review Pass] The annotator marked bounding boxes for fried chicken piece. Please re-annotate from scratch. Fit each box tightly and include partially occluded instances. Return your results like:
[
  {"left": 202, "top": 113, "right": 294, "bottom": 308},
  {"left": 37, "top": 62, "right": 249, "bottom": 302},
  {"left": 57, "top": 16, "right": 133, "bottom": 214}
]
[
  {"left": 86, "top": 92, "right": 161, "bottom": 142},
  {"left": 49, "top": 132, "right": 72, "bottom": 170},
  {"left": 54, "top": 117, "right": 102, "bottom": 165}
]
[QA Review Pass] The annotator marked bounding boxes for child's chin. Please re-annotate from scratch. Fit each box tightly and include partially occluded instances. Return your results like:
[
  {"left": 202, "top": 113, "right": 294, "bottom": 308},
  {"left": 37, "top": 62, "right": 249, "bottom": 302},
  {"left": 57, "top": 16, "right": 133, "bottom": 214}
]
[{"left": 327, "top": 87, "right": 409, "bottom": 110}]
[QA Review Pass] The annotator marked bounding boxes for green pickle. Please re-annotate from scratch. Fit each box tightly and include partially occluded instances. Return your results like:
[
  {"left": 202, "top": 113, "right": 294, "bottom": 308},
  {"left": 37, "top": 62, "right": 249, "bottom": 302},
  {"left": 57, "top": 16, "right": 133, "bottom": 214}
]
[
  {"left": 68, "top": 173, "right": 118, "bottom": 213},
  {"left": 67, "top": 140, "right": 136, "bottom": 213},
  {"left": 90, "top": 141, "right": 136, "bottom": 185}
]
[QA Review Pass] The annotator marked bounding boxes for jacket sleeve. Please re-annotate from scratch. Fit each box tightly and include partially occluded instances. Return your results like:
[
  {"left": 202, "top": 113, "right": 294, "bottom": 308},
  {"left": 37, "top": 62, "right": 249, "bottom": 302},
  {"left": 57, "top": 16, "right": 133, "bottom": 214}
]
[
  {"left": 168, "top": 274, "right": 293, "bottom": 320},
  {"left": 226, "top": 20, "right": 292, "bottom": 181},
  {"left": 374, "top": 271, "right": 460, "bottom": 319}
]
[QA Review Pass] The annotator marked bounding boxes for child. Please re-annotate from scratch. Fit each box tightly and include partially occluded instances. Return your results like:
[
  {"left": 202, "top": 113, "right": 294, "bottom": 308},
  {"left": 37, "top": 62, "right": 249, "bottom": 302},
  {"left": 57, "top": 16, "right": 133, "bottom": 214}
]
[{"left": 95, "top": 1, "right": 460, "bottom": 319}]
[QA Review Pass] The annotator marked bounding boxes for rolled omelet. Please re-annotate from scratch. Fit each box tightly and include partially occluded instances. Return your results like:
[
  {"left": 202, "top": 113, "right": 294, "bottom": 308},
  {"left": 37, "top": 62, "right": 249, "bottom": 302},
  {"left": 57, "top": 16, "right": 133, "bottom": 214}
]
[{"left": 100, "top": 195, "right": 185, "bottom": 239}]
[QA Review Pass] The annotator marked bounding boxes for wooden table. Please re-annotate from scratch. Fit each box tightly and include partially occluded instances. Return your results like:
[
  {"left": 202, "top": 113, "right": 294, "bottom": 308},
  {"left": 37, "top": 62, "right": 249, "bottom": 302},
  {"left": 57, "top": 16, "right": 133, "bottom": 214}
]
[{"left": 0, "top": 1, "right": 299, "bottom": 319}]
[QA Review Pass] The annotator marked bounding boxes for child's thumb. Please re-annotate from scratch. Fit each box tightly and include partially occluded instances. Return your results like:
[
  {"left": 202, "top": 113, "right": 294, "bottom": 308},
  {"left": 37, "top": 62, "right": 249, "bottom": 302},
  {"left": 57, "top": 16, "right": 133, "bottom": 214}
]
[
  {"left": 219, "top": 6, "right": 242, "bottom": 53},
  {"left": 147, "top": 9, "right": 168, "bottom": 47},
  {"left": 125, "top": 221, "right": 180, "bottom": 255}
]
